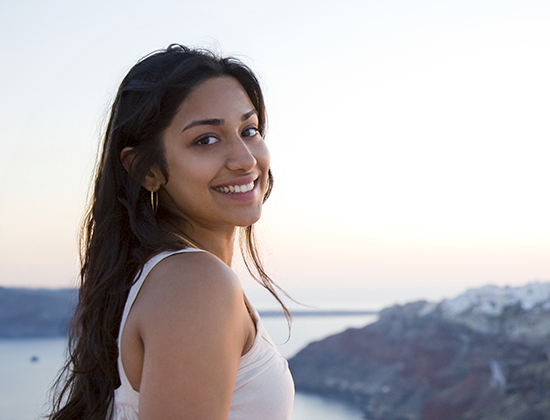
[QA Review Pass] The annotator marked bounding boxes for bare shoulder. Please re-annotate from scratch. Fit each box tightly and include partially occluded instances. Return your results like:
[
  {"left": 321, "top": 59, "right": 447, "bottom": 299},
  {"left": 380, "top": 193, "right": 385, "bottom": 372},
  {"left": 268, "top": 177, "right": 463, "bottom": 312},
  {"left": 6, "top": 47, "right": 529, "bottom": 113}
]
[
  {"left": 134, "top": 250, "right": 243, "bottom": 324},
  {"left": 127, "top": 251, "right": 253, "bottom": 418},
  {"left": 144, "top": 250, "right": 241, "bottom": 291}
]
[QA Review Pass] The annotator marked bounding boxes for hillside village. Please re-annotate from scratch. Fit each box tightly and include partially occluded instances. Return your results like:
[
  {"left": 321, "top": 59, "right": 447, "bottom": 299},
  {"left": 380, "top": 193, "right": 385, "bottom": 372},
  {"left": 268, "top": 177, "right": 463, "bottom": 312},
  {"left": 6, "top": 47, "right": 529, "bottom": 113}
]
[{"left": 289, "top": 282, "right": 550, "bottom": 420}]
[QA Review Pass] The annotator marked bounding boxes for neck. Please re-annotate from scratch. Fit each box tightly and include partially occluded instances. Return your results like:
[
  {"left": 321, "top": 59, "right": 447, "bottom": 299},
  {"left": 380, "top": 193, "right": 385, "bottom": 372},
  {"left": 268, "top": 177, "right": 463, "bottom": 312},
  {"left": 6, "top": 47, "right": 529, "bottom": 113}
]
[
  {"left": 169, "top": 223, "right": 237, "bottom": 266},
  {"left": 199, "top": 230, "right": 236, "bottom": 265}
]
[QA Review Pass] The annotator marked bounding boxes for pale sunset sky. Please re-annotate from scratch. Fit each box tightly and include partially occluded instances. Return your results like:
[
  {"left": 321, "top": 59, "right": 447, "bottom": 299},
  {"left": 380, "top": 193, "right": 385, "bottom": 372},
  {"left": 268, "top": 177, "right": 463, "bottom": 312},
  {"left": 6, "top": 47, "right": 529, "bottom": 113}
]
[{"left": 1, "top": 0, "right": 549, "bottom": 310}]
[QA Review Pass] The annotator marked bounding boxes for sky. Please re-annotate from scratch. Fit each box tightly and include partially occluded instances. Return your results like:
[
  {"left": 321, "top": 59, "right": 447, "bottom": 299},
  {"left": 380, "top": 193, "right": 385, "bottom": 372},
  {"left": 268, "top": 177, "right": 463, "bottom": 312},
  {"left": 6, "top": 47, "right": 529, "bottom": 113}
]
[{"left": 1, "top": 0, "right": 549, "bottom": 310}]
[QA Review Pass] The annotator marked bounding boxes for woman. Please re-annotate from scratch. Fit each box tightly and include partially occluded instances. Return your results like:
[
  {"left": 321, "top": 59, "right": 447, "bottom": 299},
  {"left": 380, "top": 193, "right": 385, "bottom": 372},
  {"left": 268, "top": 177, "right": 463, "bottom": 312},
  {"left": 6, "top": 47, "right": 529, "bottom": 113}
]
[{"left": 50, "top": 44, "right": 294, "bottom": 420}]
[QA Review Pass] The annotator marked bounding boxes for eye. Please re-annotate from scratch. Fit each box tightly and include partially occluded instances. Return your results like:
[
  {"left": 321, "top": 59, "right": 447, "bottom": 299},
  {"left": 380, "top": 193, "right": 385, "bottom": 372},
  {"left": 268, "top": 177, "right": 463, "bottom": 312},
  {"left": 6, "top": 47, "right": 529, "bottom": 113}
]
[
  {"left": 195, "top": 135, "right": 219, "bottom": 146},
  {"left": 242, "top": 127, "right": 260, "bottom": 138}
]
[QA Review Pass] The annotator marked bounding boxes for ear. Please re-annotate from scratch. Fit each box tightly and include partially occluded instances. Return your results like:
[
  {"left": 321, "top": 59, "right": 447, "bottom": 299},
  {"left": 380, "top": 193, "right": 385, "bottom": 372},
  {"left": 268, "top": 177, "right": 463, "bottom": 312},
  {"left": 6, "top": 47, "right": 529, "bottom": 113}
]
[{"left": 120, "top": 146, "right": 165, "bottom": 192}]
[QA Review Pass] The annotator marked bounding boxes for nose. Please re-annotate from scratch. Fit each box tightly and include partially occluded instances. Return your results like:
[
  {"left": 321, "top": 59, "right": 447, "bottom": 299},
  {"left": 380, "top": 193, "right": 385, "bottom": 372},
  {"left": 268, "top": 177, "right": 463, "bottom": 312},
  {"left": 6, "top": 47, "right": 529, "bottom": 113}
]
[{"left": 226, "top": 136, "right": 257, "bottom": 172}]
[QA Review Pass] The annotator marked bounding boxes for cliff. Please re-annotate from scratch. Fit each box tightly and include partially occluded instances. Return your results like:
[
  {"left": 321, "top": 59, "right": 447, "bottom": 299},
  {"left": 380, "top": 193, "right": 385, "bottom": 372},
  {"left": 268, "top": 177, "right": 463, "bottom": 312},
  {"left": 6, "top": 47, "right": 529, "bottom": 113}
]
[
  {"left": 289, "top": 283, "right": 550, "bottom": 420},
  {"left": 0, "top": 287, "right": 77, "bottom": 338}
]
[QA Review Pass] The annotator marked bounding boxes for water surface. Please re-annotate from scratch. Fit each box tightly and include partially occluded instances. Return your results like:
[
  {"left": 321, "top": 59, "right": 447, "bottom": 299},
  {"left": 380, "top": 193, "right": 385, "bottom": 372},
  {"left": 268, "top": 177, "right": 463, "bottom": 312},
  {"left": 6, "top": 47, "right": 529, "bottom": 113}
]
[{"left": 0, "top": 314, "right": 375, "bottom": 420}]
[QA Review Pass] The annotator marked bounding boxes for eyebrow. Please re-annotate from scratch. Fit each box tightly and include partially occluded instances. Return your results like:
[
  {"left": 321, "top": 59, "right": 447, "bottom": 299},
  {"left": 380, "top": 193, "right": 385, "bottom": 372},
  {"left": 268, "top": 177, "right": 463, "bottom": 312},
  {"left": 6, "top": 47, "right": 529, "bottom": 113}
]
[
  {"left": 182, "top": 118, "right": 222, "bottom": 132},
  {"left": 242, "top": 109, "right": 258, "bottom": 121},
  {"left": 182, "top": 109, "right": 258, "bottom": 132}
]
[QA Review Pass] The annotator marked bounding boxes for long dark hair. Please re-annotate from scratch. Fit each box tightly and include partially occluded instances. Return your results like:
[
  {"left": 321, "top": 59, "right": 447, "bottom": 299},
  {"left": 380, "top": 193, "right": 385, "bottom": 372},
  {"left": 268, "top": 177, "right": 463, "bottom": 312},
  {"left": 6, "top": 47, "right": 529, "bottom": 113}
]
[{"left": 49, "top": 44, "right": 289, "bottom": 420}]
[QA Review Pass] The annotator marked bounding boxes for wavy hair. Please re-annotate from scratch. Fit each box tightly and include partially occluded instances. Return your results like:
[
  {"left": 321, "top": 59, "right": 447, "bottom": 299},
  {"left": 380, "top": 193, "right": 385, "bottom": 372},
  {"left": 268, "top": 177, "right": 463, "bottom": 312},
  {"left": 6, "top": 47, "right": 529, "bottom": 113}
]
[{"left": 49, "top": 44, "right": 289, "bottom": 420}]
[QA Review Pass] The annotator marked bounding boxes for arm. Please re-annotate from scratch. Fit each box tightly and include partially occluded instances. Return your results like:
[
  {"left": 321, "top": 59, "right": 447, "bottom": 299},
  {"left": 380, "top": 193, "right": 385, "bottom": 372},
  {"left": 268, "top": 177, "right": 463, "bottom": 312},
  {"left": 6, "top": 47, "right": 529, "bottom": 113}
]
[{"left": 129, "top": 252, "right": 252, "bottom": 420}]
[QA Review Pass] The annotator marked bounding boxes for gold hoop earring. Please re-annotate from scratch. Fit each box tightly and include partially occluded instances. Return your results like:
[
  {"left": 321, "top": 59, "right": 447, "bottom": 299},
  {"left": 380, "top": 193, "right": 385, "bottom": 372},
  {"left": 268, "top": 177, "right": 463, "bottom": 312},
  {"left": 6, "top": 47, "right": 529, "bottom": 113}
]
[{"left": 151, "top": 190, "right": 158, "bottom": 214}]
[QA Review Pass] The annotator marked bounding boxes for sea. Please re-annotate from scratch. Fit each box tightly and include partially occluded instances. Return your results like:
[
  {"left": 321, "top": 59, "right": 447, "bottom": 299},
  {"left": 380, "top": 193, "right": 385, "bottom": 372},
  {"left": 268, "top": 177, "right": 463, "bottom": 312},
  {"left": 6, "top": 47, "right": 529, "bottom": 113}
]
[{"left": 0, "top": 313, "right": 376, "bottom": 420}]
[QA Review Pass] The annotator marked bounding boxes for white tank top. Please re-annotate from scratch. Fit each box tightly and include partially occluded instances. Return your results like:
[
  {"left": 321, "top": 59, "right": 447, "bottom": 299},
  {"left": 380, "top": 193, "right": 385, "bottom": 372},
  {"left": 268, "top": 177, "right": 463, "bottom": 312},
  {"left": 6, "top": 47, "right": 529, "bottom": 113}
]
[{"left": 112, "top": 249, "right": 295, "bottom": 420}]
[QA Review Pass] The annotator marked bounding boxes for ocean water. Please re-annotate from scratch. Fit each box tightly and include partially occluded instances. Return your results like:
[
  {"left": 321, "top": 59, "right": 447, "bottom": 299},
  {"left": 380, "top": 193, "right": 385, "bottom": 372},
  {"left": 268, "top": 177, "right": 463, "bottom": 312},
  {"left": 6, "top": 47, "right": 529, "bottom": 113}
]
[{"left": 0, "top": 314, "right": 376, "bottom": 420}]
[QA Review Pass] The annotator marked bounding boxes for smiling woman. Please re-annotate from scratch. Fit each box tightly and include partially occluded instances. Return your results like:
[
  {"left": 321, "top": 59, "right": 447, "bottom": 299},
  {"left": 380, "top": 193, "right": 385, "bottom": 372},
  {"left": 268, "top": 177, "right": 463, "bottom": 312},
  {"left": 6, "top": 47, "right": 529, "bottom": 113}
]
[
  {"left": 48, "top": 44, "right": 293, "bottom": 420},
  {"left": 154, "top": 77, "right": 272, "bottom": 253}
]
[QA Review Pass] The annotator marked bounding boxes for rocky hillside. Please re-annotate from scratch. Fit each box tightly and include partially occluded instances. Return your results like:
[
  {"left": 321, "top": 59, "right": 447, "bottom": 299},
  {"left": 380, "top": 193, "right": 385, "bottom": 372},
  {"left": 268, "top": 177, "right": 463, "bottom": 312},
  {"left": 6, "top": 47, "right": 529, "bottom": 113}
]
[
  {"left": 289, "top": 283, "right": 550, "bottom": 420},
  {"left": 0, "top": 287, "right": 76, "bottom": 338}
]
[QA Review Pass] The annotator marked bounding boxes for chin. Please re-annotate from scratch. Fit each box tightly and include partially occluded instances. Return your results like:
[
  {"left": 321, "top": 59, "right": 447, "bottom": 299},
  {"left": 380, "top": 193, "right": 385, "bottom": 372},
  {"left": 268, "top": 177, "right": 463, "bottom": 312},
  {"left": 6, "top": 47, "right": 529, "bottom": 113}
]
[{"left": 234, "top": 211, "right": 263, "bottom": 227}]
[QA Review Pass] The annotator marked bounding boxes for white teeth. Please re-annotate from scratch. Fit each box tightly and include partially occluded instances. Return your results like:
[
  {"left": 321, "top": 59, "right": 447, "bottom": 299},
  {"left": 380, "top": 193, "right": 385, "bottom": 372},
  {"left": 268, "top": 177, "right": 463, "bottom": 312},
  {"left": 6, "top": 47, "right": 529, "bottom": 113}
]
[
  {"left": 242, "top": 182, "right": 254, "bottom": 192},
  {"left": 216, "top": 181, "right": 254, "bottom": 194}
]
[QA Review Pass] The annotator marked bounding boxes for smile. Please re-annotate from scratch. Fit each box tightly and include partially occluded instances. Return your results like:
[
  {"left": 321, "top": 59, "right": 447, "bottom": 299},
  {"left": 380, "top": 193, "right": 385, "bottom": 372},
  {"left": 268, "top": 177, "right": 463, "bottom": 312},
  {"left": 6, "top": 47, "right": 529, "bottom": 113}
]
[{"left": 214, "top": 181, "right": 255, "bottom": 194}]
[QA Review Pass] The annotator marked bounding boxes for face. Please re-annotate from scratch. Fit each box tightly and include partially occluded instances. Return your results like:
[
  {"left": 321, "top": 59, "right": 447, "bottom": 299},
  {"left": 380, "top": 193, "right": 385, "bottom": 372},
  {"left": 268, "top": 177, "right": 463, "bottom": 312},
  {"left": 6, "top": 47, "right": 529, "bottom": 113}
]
[{"left": 158, "top": 76, "right": 270, "bottom": 235}]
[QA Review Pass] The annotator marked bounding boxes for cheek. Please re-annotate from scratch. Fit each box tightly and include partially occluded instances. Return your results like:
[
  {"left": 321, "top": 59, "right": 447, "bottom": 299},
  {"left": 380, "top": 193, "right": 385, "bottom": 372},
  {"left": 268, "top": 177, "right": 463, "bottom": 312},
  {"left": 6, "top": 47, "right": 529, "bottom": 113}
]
[
  {"left": 162, "top": 163, "right": 209, "bottom": 204},
  {"left": 165, "top": 152, "right": 214, "bottom": 185}
]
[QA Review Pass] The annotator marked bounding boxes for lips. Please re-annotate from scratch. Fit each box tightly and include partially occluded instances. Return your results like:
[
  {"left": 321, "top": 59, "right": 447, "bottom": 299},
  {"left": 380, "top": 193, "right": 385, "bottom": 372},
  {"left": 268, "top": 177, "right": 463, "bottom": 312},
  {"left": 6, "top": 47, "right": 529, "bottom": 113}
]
[{"left": 214, "top": 181, "right": 255, "bottom": 194}]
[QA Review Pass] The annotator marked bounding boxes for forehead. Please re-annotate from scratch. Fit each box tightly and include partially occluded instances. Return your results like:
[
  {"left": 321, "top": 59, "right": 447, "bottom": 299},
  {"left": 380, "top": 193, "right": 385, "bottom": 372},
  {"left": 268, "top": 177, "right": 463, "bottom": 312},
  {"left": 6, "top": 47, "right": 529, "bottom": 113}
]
[{"left": 177, "top": 76, "right": 255, "bottom": 120}]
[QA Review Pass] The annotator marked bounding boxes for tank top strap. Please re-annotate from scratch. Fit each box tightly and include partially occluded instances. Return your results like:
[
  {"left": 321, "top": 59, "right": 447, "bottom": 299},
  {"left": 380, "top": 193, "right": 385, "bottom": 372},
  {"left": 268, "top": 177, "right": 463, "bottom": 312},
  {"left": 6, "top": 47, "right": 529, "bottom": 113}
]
[{"left": 119, "top": 248, "right": 204, "bottom": 332}]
